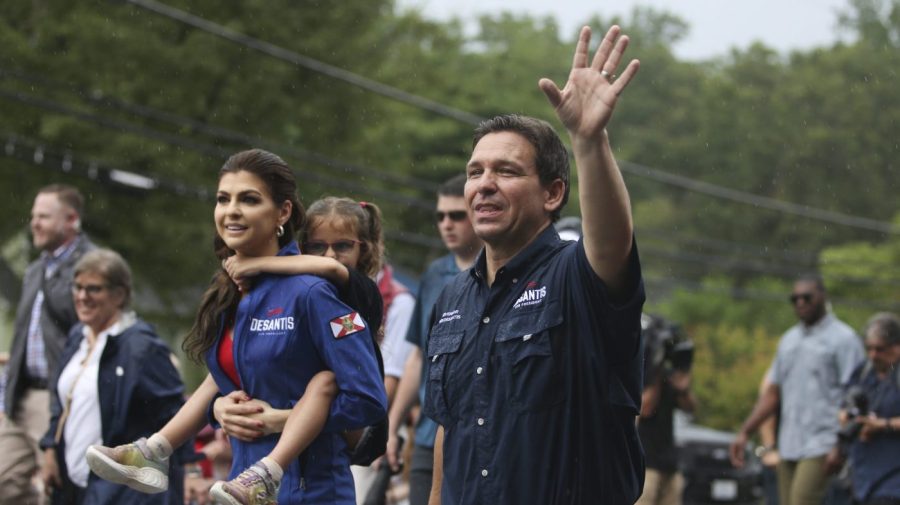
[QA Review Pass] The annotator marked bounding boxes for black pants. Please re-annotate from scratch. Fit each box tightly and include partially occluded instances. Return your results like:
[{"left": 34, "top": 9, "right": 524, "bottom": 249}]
[
  {"left": 863, "top": 498, "right": 900, "bottom": 505},
  {"left": 50, "top": 479, "right": 86, "bottom": 505},
  {"left": 408, "top": 445, "right": 435, "bottom": 505}
]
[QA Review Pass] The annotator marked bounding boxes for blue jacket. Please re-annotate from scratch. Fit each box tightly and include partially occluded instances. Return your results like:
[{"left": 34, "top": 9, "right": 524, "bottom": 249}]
[
  {"left": 206, "top": 242, "right": 387, "bottom": 504},
  {"left": 41, "top": 318, "right": 186, "bottom": 505}
]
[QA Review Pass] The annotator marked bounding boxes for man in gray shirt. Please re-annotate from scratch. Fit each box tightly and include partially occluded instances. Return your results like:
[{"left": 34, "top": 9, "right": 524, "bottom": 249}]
[{"left": 730, "top": 274, "right": 863, "bottom": 505}]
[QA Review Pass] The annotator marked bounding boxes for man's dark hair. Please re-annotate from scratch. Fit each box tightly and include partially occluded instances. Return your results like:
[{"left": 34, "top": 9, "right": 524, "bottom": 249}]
[
  {"left": 472, "top": 114, "right": 570, "bottom": 221},
  {"left": 38, "top": 184, "right": 84, "bottom": 217},
  {"left": 438, "top": 173, "right": 466, "bottom": 198},
  {"left": 864, "top": 312, "right": 900, "bottom": 346},
  {"left": 794, "top": 273, "right": 826, "bottom": 293}
]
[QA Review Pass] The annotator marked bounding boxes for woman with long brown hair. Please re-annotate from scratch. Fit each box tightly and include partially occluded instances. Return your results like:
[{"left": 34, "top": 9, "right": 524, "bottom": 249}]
[{"left": 86, "top": 149, "right": 387, "bottom": 504}]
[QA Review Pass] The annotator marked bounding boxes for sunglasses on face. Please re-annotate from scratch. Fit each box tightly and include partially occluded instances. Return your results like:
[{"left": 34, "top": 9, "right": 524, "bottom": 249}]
[
  {"left": 304, "top": 240, "right": 360, "bottom": 256},
  {"left": 789, "top": 292, "right": 815, "bottom": 305},
  {"left": 435, "top": 210, "right": 467, "bottom": 223},
  {"left": 71, "top": 282, "right": 109, "bottom": 296}
]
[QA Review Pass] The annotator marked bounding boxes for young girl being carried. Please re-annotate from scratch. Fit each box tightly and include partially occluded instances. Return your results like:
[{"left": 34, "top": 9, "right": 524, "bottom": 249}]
[{"left": 86, "top": 195, "right": 389, "bottom": 505}]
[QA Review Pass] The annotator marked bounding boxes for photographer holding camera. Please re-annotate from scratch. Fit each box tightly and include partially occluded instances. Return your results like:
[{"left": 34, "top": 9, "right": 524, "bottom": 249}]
[
  {"left": 637, "top": 315, "right": 697, "bottom": 505},
  {"left": 837, "top": 312, "right": 900, "bottom": 505}
]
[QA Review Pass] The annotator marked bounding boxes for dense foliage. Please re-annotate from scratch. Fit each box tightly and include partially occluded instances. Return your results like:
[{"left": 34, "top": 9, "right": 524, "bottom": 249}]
[{"left": 2, "top": 0, "right": 898, "bottom": 426}]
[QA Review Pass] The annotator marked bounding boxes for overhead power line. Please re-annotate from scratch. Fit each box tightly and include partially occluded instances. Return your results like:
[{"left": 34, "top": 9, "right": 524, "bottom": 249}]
[
  {"left": 0, "top": 89, "right": 436, "bottom": 212},
  {"left": 124, "top": 0, "right": 485, "bottom": 125},
  {"left": 644, "top": 276, "right": 900, "bottom": 311},
  {"left": 1, "top": 133, "right": 446, "bottom": 250},
  {"left": 639, "top": 245, "right": 900, "bottom": 287},
  {"left": 621, "top": 161, "right": 899, "bottom": 235},
  {"left": 0, "top": 69, "right": 441, "bottom": 194},
  {"left": 124, "top": 1, "right": 898, "bottom": 237},
  {"left": 639, "top": 227, "right": 818, "bottom": 264}
]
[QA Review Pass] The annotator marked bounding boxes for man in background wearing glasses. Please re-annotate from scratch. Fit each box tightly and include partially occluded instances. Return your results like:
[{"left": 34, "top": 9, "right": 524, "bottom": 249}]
[
  {"left": 0, "top": 184, "right": 95, "bottom": 503},
  {"left": 730, "top": 274, "right": 864, "bottom": 505}
]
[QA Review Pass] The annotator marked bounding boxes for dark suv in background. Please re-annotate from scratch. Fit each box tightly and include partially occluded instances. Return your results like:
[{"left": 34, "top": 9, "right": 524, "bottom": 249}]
[{"left": 675, "top": 413, "right": 764, "bottom": 505}]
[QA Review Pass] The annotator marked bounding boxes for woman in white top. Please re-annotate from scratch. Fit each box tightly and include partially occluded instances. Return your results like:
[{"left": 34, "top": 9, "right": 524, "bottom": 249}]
[{"left": 40, "top": 249, "right": 185, "bottom": 504}]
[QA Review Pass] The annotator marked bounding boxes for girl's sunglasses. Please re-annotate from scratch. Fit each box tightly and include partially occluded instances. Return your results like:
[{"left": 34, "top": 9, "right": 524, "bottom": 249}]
[{"left": 304, "top": 240, "right": 361, "bottom": 256}]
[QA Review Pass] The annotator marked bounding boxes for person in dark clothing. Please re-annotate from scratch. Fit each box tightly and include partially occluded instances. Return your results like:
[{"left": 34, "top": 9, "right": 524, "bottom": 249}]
[
  {"left": 426, "top": 25, "right": 646, "bottom": 505},
  {"left": 839, "top": 312, "right": 900, "bottom": 505},
  {"left": 40, "top": 248, "right": 185, "bottom": 504},
  {"left": 637, "top": 316, "right": 696, "bottom": 505}
]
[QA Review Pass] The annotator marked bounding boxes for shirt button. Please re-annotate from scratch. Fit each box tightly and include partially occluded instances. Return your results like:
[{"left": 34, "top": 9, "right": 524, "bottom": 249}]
[
  {"left": 512, "top": 278, "right": 518, "bottom": 283},
  {"left": 477, "top": 418, "right": 485, "bottom": 426},
  {"left": 482, "top": 316, "right": 490, "bottom": 324},
  {"left": 476, "top": 366, "right": 483, "bottom": 375},
  {"left": 481, "top": 469, "right": 489, "bottom": 477}
]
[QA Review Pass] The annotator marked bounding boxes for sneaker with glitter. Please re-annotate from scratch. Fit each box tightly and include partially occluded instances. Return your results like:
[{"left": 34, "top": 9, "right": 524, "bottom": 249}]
[
  {"left": 85, "top": 438, "right": 168, "bottom": 494},
  {"left": 209, "top": 462, "right": 280, "bottom": 505}
]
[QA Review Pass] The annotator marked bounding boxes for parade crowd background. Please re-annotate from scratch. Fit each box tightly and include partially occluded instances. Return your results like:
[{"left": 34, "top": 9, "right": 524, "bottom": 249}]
[{"left": 1, "top": 0, "right": 899, "bottom": 439}]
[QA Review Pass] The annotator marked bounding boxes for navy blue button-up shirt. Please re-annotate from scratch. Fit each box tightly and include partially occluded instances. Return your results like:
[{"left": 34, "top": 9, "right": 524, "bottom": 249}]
[
  {"left": 406, "top": 253, "right": 462, "bottom": 449},
  {"left": 424, "top": 226, "right": 646, "bottom": 505}
]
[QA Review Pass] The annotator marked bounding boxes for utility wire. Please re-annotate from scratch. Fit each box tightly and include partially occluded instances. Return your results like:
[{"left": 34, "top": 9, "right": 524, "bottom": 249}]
[
  {"left": 639, "top": 227, "right": 818, "bottom": 264},
  {"left": 0, "top": 133, "right": 446, "bottom": 249},
  {"left": 621, "top": 161, "right": 899, "bottom": 235},
  {"left": 644, "top": 276, "right": 900, "bottom": 311},
  {"left": 639, "top": 227, "right": 878, "bottom": 267},
  {"left": 5, "top": 67, "right": 889, "bottom": 266},
  {"left": 0, "top": 89, "right": 436, "bottom": 212},
  {"left": 124, "top": 0, "right": 485, "bottom": 125},
  {"left": 640, "top": 246, "right": 900, "bottom": 287},
  {"left": 2, "top": 135, "right": 900, "bottom": 298},
  {"left": 121, "top": 0, "right": 899, "bottom": 237},
  {"left": 0, "top": 88, "right": 226, "bottom": 158},
  {"left": 11, "top": 2, "right": 898, "bottom": 238},
  {"left": 0, "top": 68, "right": 441, "bottom": 194}
]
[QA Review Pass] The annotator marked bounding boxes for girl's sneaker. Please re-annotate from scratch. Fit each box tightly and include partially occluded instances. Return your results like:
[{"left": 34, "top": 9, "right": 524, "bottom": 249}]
[
  {"left": 209, "top": 462, "right": 280, "bottom": 505},
  {"left": 85, "top": 438, "right": 168, "bottom": 493}
]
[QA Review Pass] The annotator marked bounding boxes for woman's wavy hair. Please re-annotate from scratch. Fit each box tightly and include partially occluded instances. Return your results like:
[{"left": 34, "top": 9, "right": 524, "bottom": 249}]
[
  {"left": 183, "top": 149, "right": 305, "bottom": 363},
  {"left": 299, "top": 197, "right": 384, "bottom": 278}
]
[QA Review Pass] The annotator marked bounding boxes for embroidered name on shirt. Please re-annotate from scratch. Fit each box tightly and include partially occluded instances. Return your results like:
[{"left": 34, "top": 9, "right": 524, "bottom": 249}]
[
  {"left": 438, "top": 309, "right": 462, "bottom": 324},
  {"left": 250, "top": 317, "right": 295, "bottom": 332},
  {"left": 513, "top": 286, "right": 547, "bottom": 309}
]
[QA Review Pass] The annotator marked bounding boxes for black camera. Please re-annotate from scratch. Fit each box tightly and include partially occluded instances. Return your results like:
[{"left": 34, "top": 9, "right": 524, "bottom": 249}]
[
  {"left": 641, "top": 314, "right": 694, "bottom": 375},
  {"left": 837, "top": 386, "right": 869, "bottom": 443}
]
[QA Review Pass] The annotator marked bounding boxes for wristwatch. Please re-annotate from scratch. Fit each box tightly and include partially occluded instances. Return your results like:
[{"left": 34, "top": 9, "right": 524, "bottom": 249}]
[{"left": 754, "top": 445, "right": 774, "bottom": 458}]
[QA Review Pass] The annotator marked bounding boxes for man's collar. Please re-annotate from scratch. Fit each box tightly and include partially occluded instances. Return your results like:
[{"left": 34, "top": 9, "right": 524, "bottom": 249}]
[
  {"left": 471, "top": 225, "right": 561, "bottom": 282},
  {"left": 42, "top": 235, "right": 81, "bottom": 262},
  {"left": 802, "top": 312, "right": 834, "bottom": 333}
]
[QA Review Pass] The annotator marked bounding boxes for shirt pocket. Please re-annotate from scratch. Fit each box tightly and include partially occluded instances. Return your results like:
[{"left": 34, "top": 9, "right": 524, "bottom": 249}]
[
  {"left": 494, "top": 302, "right": 564, "bottom": 412},
  {"left": 426, "top": 329, "right": 464, "bottom": 426}
]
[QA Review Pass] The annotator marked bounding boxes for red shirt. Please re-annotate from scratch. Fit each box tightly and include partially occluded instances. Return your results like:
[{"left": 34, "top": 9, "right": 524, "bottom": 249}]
[{"left": 217, "top": 325, "right": 240, "bottom": 387}]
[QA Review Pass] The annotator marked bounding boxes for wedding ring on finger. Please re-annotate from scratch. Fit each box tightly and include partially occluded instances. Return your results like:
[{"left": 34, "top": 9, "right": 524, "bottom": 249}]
[{"left": 600, "top": 69, "right": 611, "bottom": 80}]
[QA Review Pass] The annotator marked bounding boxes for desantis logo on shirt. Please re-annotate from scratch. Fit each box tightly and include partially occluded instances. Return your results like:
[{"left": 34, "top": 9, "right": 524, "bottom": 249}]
[
  {"left": 250, "top": 307, "right": 295, "bottom": 333},
  {"left": 513, "top": 283, "right": 547, "bottom": 309}
]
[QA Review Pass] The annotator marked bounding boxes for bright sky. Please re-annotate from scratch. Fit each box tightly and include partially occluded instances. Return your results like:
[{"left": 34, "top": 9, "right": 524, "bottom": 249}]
[{"left": 396, "top": 0, "right": 852, "bottom": 60}]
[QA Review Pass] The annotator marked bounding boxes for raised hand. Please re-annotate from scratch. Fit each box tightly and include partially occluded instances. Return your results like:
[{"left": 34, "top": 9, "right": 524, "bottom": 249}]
[{"left": 539, "top": 25, "right": 640, "bottom": 139}]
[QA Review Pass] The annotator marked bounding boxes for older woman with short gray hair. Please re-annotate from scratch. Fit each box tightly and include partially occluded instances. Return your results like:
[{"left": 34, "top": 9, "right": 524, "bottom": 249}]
[{"left": 39, "top": 248, "right": 185, "bottom": 504}]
